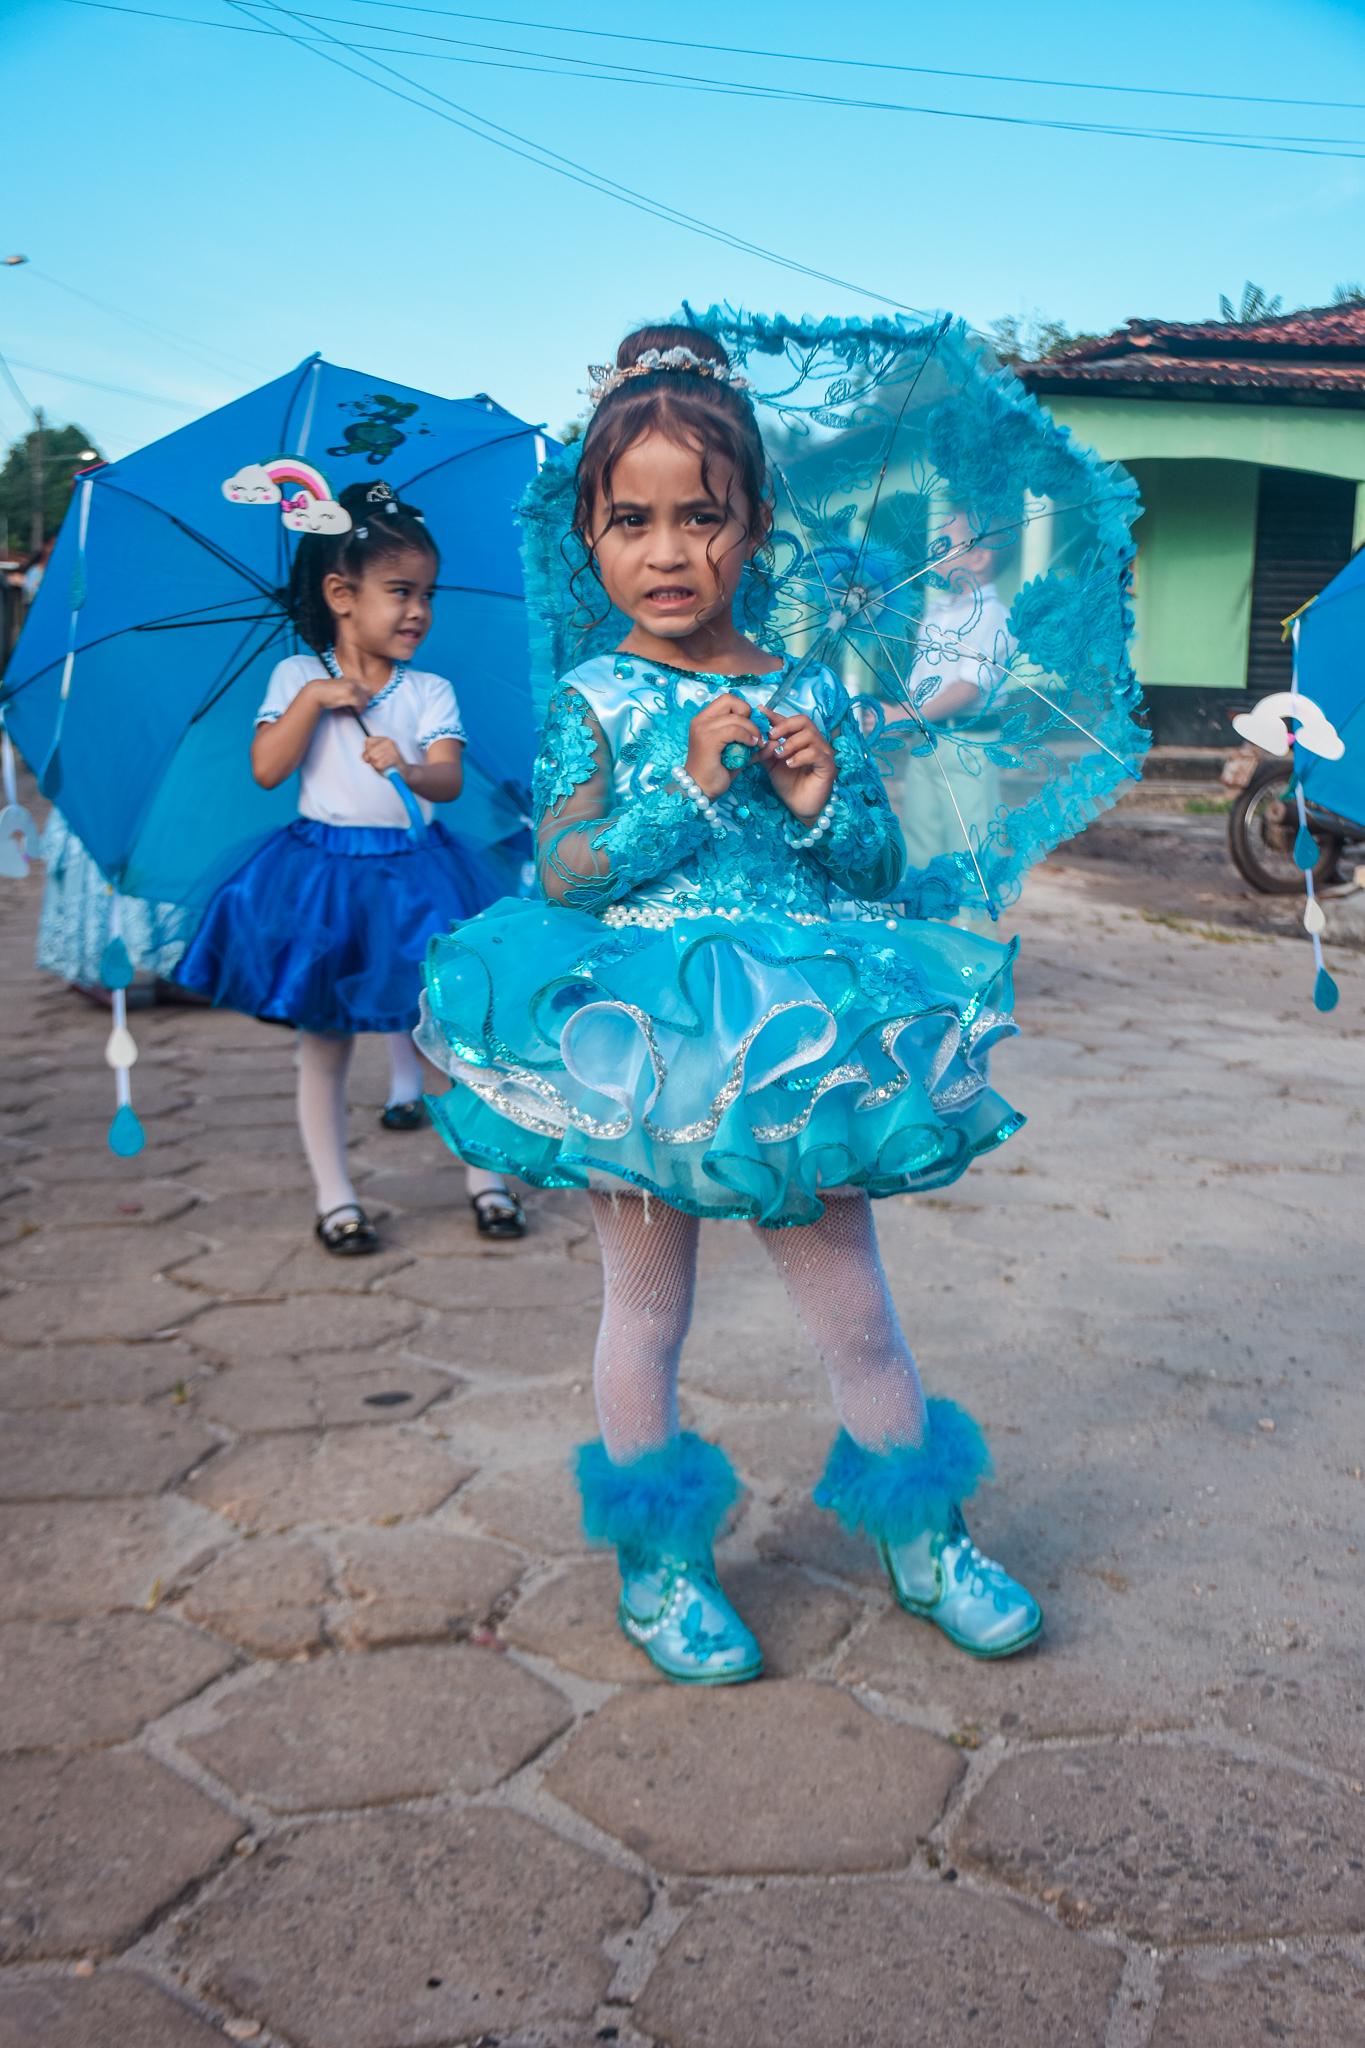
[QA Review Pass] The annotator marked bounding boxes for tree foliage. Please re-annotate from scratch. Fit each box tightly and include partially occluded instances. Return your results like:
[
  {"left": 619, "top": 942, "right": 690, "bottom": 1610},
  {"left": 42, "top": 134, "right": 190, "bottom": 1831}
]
[
  {"left": 0, "top": 422, "right": 102, "bottom": 555},
  {"left": 1217, "top": 282, "right": 1283, "bottom": 325},
  {"left": 987, "top": 314, "right": 1100, "bottom": 366}
]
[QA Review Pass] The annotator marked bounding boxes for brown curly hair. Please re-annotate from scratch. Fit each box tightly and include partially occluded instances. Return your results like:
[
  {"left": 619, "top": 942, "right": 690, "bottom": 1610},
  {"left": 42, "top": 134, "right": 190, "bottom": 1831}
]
[{"left": 570, "top": 325, "right": 771, "bottom": 628}]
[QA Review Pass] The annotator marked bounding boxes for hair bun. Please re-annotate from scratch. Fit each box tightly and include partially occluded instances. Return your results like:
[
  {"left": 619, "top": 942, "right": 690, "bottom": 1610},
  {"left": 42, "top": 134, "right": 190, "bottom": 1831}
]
[
  {"left": 336, "top": 477, "right": 424, "bottom": 525},
  {"left": 617, "top": 324, "right": 729, "bottom": 373}
]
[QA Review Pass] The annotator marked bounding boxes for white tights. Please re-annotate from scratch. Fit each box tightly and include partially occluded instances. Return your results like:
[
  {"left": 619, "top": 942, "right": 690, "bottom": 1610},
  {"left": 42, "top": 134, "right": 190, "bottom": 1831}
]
[
  {"left": 589, "top": 1191, "right": 927, "bottom": 1463},
  {"left": 296, "top": 1031, "right": 506, "bottom": 1217}
]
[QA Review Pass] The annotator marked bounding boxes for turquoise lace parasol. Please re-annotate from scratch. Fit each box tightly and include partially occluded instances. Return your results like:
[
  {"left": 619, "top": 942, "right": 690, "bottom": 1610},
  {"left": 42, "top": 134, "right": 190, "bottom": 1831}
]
[{"left": 519, "top": 306, "right": 1148, "bottom": 922}]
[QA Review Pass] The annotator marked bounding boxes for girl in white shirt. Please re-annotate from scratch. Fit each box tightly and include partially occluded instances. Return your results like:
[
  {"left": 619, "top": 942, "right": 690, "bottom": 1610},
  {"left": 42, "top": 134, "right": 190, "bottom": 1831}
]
[{"left": 177, "top": 479, "right": 525, "bottom": 1252}]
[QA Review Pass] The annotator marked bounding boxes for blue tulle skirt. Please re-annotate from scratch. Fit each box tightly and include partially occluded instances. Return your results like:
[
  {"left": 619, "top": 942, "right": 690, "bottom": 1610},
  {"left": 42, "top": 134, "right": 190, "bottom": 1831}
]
[
  {"left": 417, "top": 899, "right": 1025, "bottom": 1227},
  {"left": 177, "top": 818, "right": 500, "bottom": 1036}
]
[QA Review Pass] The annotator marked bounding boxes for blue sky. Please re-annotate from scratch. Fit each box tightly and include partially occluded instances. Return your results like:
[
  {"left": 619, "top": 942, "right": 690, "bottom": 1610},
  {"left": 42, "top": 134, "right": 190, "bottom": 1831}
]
[{"left": 3, "top": 0, "right": 1364, "bottom": 458}]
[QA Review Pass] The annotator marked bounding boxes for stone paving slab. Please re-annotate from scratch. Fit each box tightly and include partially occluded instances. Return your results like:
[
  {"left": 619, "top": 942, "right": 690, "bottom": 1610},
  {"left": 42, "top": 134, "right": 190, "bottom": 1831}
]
[
  {"left": 184, "top": 1430, "right": 471, "bottom": 1532},
  {"left": 0, "top": 1615, "right": 234, "bottom": 1750},
  {"left": 546, "top": 1681, "right": 963, "bottom": 1874},
  {"left": 169, "top": 1235, "right": 416, "bottom": 1300},
  {"left": 0, "top": 1497, "right": 222, "bottom": 1620},
  {"left": 182, "top": 1644, "right": 571, "bottom": 1810},
  {"left": 0, "top": 1224, "right": 206, "bottom": 1289},
  {"left": 1218, "top": 1653, "right": 1365, "bottom": 1782},
  {"left": 635, "top": 1881, "right": 1125, "bottom": 2048},
  {"left": 0, "top": 1971, "right": 233, "bottom": 2047},
  {"left": 0, "top": 1750, "right": 241, "bottom": 1959},
  {"left": 2, "top": 1272, "right": 199, "bottom": 1345},
  {"left": 5, "top": 835, "right": 1365, "bottom": 2041},
  {"left": 459, "top": 1457, "right": 592, "bottom": 1556},
  {"left": 179, "top": 1534, "right": 332, "bottom": 1657},
  {"left": 440, "top": 1375, "right": 598, "bottom": 1462},
  {"left": 0, "top": 1407, "right": 218, "bottom": 1500},
  {"left": 0, "top": 1180, "right": 201, "bottom": 1230},
  {"left": 0, "top": 1340, "right": 204, "bottom": 1409},
  {"left": 503, "top": 1555, "right": 860, "bottom": 1683},
  {"left": 184, "top": 1355, "right": 455, "bottom": 1433},
  {"left": 406, "top": 1298, "right": 605, "bottom": 1374},
  {"left": 15, "top": 1141, "right": 205, "bottom": 1187},
  {"left": 381, "top": 1250, "right": 603, "bottom": 1314},
  {"left": 1150, "top": 1949, "right": 1365, "bottom": 2046},
  {"left": 954, "top": 1744, "right": 1365, "bottom": 1942},
  {"left": 332, "top": 1525, "right": 523, "bottom": 1648},
  {"left": 168, "top": 1807, "right": 650, "bottom": 2048},
  {"left": 181, "top": 1294, "right": 421, "bottom": 1365}
]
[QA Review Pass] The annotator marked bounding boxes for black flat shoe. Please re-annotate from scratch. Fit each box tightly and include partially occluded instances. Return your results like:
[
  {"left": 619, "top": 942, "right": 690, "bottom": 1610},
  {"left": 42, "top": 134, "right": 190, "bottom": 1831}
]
[
  {"left": 315, "top": 1204, "right": 380, "bottom": 1256},
  {"left": 379, "top": 1099, "right": 426, "bottom": 1132},
  {"left": 471, "top": 1189, "right": 526, "bottom": 1240}
]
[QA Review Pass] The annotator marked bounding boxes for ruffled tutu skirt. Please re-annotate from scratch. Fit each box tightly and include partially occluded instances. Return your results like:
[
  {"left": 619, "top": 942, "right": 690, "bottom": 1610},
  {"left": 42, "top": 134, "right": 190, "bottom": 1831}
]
[
  {"left": 177, "top": 818, "right": 500, "bottom": 1036},
  {"left": 417, "top": 900, "right": 1025, "bottom": 1227},
  {"left": 37, "top": 810, "right": 193, "bottom": 986}
]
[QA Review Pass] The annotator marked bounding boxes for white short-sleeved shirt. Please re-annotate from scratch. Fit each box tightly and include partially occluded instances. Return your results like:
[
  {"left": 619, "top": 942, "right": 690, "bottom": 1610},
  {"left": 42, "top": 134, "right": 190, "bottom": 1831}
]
[
  {"left": 255, "top": 654, "right": 466, "bottom": 828},
  {"left": 909, "top": 582, "right": 1012, "bottom": 713}
]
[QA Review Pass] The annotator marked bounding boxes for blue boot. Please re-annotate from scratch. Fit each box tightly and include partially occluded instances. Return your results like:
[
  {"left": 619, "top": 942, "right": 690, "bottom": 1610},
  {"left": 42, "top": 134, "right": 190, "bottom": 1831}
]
[
  {"left": 814, "top": 1399, "right": 1042, "bottom": 1660},
  {"left": 575, "top": 1433, "right": 763, "bottom": 1686}
]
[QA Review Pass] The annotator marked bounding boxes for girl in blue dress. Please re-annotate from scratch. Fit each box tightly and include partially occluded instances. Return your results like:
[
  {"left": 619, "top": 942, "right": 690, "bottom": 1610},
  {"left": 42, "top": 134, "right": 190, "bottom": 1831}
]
[
  {"left": 178, "top": 479, "right": 525, "bottom": 1252},
  {"left": 419, "top": 329, "right": 1040, "bottom": 1680}
]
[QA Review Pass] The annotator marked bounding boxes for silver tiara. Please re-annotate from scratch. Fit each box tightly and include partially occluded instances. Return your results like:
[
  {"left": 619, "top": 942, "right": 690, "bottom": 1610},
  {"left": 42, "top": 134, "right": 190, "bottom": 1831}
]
[{"left": 586, "top": 346, "right": 752, "bottom": 409}]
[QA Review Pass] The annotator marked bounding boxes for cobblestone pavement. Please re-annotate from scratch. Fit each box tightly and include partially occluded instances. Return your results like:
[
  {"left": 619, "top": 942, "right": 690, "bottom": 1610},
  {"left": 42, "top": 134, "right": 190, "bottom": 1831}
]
[{"left": 1, "top": 851, "right": 1363, "bottom": 2048}]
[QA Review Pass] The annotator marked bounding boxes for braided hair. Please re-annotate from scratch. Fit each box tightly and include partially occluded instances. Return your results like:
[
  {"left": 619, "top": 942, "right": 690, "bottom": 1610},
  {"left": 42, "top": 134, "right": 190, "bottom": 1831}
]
[{"left": 285, "top": 479, "right": 438, "bottom": 653}]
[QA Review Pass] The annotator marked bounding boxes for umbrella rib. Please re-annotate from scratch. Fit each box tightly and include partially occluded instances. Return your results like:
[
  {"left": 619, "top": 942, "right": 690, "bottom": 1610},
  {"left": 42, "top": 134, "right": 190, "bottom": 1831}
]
[
  {"left": 771, "top": 476, "right": 996, "bottom": 913},
  {"left": 92, "top": 478, "right": 283, "bottom": 599},
  {"left": 135, "top": 613, "right": 283, "bottom": 633},
  {"left": 1007, "top": 676, "right": 1138, "bottom": 772},
  {"left": 185, "top": 612, "right": 292, "bottom": 728},
  {"left": 847, "top": 315, "right": 952, "bottom": 592},
  {"left": 847, "top": 611, "right": 999, "bottom": 915},
  {"left": 395, "top": 422, "right": 545, "bottom": 494}
]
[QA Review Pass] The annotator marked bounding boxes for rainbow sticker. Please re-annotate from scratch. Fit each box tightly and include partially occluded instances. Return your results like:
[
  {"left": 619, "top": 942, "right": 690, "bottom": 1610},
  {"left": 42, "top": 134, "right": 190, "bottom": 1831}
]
[{"left": 221, "top": 455, "right": 351, "bottom": 535}]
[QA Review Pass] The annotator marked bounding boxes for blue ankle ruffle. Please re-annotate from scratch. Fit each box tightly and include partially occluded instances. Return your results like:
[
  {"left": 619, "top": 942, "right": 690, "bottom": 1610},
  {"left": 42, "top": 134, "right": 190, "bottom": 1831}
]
[
  {"left": 574, "top": 1432, "right": 741, "bottom": 1557},
  {"left": 813, "top": 1398, "right": 992, "bottom": 1544}
]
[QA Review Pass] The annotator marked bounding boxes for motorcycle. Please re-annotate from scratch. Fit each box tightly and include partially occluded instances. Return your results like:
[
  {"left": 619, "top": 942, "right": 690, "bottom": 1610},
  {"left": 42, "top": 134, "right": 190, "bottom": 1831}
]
[{"left": 1224, "top": 744, "right": 1363, "bottom": 896}]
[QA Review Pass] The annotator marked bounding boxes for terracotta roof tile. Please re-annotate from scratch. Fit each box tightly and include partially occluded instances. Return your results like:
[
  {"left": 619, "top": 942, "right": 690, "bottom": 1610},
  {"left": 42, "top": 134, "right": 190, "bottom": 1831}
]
[
  {"left": 1017, "top": 302, "right": 1365, "bottom": 399},
  {"left": 1019, "top": 355, "right": 1365, "bottom": 395}
]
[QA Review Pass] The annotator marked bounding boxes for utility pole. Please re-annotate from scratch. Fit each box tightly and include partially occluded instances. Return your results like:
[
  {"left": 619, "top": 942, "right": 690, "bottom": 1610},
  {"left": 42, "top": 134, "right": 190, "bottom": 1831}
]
[{"left": 29, "top": 405, "right": 45, "bottom": 551}]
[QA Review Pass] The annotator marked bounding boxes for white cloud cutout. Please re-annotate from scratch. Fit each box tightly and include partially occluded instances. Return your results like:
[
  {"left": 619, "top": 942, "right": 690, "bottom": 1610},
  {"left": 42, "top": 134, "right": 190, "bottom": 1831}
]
[
  {"left": 1233, "top": 691, "right": 1344, "bottom": 762},
  {"left": 281, "top": 496, "right": 352, "bottom": 536},
  {"left": 222, "top": 463, "right": 282, "bottom": 505}
]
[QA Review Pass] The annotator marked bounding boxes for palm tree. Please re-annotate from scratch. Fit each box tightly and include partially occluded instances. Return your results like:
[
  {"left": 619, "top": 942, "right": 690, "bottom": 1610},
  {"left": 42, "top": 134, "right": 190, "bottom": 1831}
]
[{"left": 1217, "top": 283, "right": 1283, "bottom": 325}]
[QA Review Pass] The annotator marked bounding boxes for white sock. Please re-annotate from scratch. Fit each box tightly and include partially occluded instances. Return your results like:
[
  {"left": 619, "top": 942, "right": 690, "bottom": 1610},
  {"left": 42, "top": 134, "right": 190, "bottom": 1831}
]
[
  {"left": 753, "top": 1193, "right": 927, "bottom": 1448},
  {"left": 589, "top": 1191, "right": 698, "bottom": 1461},
  {"left": 297, "top": 1031, "right": 359, "bottom": 1217},
  {"left": 385, "top": 1030, "right": 425, "bottom": 1108}
]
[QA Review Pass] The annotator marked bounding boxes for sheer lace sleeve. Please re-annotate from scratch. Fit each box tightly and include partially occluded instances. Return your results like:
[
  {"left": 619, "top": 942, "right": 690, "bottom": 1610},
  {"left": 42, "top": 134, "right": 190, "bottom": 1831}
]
[
  {"left": 804, "top": 696, "right": 906, "bottom": 903},
  {"left": 533, "top": 684, "right": 712, "bottom": 910}
]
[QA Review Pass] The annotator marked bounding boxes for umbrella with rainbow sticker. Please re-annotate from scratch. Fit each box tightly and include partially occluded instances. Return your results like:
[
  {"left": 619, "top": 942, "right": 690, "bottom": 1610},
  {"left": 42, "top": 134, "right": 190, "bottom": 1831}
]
[{"left": 1, "top": 353, "right": 552, "bottom": 1151}]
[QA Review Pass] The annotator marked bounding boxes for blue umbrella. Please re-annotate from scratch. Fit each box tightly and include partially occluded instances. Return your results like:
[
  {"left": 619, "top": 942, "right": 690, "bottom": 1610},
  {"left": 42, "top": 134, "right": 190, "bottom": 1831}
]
[
  {"left": 1292, "top": 547, "right": 1365, "bottom": 833},
  {"left": 1, "top": 355, "right": 550, "bottom": 908},
  {"left": 1, "top": 355, "right": 551, "bottom": 1152}
]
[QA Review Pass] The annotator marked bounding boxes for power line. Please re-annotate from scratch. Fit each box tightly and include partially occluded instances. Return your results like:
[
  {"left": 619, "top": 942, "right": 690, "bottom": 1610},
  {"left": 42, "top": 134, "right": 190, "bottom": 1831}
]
[
  {"left": 338, "top": 1, "right": 1365, "bottom": 117},
  {"left": 0, "top": 347, "right": 37, "bottom": 422},
  {"left": 223, "top": 0, "right": 926, "bottom": 309},
  {"left": 27, "top": 266, "right": 268, "bottom": 381},
  {"left": 4, "top": 357, "right": 200, "bottom": 411},
  {"left": 66, "top": 1, "right": 1365, "bottom": 158}
]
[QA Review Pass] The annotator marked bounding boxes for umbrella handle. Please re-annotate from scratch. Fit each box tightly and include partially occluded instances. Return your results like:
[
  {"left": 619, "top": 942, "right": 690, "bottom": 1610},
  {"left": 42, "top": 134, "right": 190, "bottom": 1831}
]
[
  {"left": 352, "top": 709, "right": 426, "bottom": 838},
  {"left": 718, "top": 646, "right": 822, "bottom": 773},
  {"left": 385, "top": 768, "right": 428, "bottom": 837}
]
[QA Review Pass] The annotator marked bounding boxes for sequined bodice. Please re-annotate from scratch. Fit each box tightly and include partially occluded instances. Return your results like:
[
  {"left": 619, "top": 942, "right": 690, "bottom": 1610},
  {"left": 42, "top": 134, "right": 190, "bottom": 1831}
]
[{"left": 532, "top": 653, "right": 905, "bottom": 920}]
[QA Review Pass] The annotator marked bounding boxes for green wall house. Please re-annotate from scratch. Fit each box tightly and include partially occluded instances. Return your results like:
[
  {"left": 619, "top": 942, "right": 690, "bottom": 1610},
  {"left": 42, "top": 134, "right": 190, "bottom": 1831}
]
[{"left": 1018, "top": 305, "right": 1365, "bottom": 744}]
